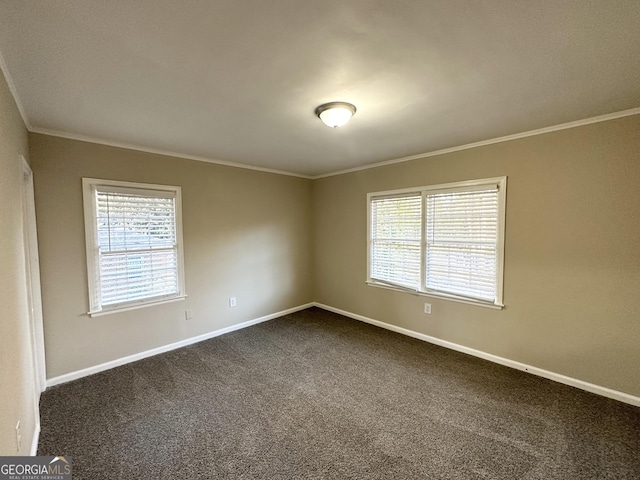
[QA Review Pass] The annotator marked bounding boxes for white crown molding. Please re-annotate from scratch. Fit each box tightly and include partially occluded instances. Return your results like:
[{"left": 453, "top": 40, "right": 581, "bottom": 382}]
[
  {"left": 0, "top": 46, "right": 32, "bottom": 130},
  {"left": 46, "top": 302, "right": 315, "bottom": 388},
  {"left": 35, "top": 106, "right": 640, "bottom": 181},
  {"left": 313, "top": 303, "right": 640, "bottom": 407},
  {"left": 30, "top": 126, "right": 313, "bottom": 179},
  {"left": 312, "top": 107, "right": 640, "bottom": 179}
]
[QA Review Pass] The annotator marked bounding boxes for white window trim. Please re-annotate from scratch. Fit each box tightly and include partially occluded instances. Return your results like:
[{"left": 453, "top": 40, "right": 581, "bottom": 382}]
[
  {"left": 82, "top": 178, "right": 187, "bottom": 317},
  {"left": 366, "top": 177, "right": 507, "bottom": 309}
]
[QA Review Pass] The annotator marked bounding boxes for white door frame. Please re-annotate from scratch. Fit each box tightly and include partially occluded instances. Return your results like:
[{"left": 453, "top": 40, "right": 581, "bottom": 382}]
[{"left": 21, "top": 156, "right": 46, "bottom": 393}]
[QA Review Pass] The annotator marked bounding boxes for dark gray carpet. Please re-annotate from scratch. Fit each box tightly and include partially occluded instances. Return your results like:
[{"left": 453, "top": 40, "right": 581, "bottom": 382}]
[{"left": 38, "top": 307, "right": 640, "bottom": 479}]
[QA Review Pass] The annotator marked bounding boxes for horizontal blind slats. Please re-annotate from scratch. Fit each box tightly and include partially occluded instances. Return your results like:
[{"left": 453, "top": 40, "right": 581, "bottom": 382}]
[
  {"left": 96, "top": 189, "right": 180, "bottom": 307},
  {"left": 370, "top": 194, "right": 422, "bottom": 289},
  {"left": 426, "top": 188, "right": 498, "bottom": 301}
]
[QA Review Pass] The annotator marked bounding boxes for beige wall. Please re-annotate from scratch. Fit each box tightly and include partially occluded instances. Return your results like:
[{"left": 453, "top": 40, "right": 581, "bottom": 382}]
[
  {"left": 313, "top": 114, "right": 640, "bottom": 397},
  {"left": 0, "top": 69, "right": 38, "bottom": 454},
  {"left": 30, "top": 134, "right": 313, "bottom": 378}
]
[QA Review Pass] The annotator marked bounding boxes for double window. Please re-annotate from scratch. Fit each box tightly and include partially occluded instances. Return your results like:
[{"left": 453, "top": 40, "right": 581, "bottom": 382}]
[
  {"left": 367, "top": 177, "right": 506, "bottom": 308},
  {"left": 82, "top": 178, "right": 186, "bottom": 316}
]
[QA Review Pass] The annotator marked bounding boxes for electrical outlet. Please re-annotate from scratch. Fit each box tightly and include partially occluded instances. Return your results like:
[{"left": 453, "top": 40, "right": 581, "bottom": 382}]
[
  {"left": 424, "top": 303, "right": 432, "bottom": 314},
  {"left": 185, "top": 309, "right": 193, "bottom": 321},
  {"left": 229, "top": 297, "right": 237, "bottom": 308},
  {"left": 15, "top": 420, "right": 21, "bottom": 452}
]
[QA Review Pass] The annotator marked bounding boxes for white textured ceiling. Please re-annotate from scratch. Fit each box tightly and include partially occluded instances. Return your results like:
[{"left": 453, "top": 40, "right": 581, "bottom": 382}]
[{"left": 1, "top": 1, "right": 639, "bottom": 177}]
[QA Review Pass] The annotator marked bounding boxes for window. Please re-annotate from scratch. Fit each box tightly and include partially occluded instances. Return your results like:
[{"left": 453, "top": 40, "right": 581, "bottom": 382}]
[
  {"left": 367, "top": 177, "right": 506, "bottom": 308},
  {"left": 82, "top": 178, "right": 186, "bottom": 316}
]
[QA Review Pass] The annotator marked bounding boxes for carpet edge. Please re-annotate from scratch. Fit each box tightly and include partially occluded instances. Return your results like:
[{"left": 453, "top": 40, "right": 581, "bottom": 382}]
[
  {"left": 45, "top": 302, "right": 315, "bottom": 388},
  {"left": 313, "top": 302, "right": 640, "bottom": 407}
]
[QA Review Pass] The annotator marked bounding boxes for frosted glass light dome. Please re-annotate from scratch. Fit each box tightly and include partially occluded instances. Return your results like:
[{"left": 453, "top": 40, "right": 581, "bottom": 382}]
[{"left": 315, "top": 102, "right": 356, "bottom": 128}]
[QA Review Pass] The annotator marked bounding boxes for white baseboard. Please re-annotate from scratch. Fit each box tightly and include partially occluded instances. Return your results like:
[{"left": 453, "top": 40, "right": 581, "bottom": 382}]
[
  {"left": 29, "top": 384, "right": 42, "bottom": 455},
  {"left": 313, "top": 303, "right": 640, "bottom": 408},
  {"left": 44, "top": 301, "right": 640, "bottom": 407},
  {"left": 30, "top": 421, "right": 40, "bottom": 456},
  {"left": 46, "top": 303, "right": 314, "bottom": 388}
]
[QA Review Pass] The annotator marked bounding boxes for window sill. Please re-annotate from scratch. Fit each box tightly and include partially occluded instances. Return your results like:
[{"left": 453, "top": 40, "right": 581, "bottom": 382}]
[
  {"left": 88, "top": 295, "right": 187, "bottom": 317},
  {"left": 365, "top": 281, "right": 504, "bottom": 310}
]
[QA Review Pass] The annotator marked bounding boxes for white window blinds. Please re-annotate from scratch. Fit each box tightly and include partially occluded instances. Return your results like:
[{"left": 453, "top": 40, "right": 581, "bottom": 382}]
[
  {"left": 96, "top": 189, "right": 178, "bottom": 307},
  {"left": 425, "top": 187, "right": 499, "bottom": 302},
  {"left": 367, "top": 177, "right": 506, "bottom": 308},
  {"left": 83, "top": 179, "right": 185, "bottom": 315},
  {"left": 370, "top": 194, "right": 422, "bottom": 289}
]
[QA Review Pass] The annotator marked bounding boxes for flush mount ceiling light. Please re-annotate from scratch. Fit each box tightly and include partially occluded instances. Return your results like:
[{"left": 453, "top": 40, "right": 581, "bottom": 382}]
[{"left": 315, "top": 102, "right": 357, "bottom": 128}]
